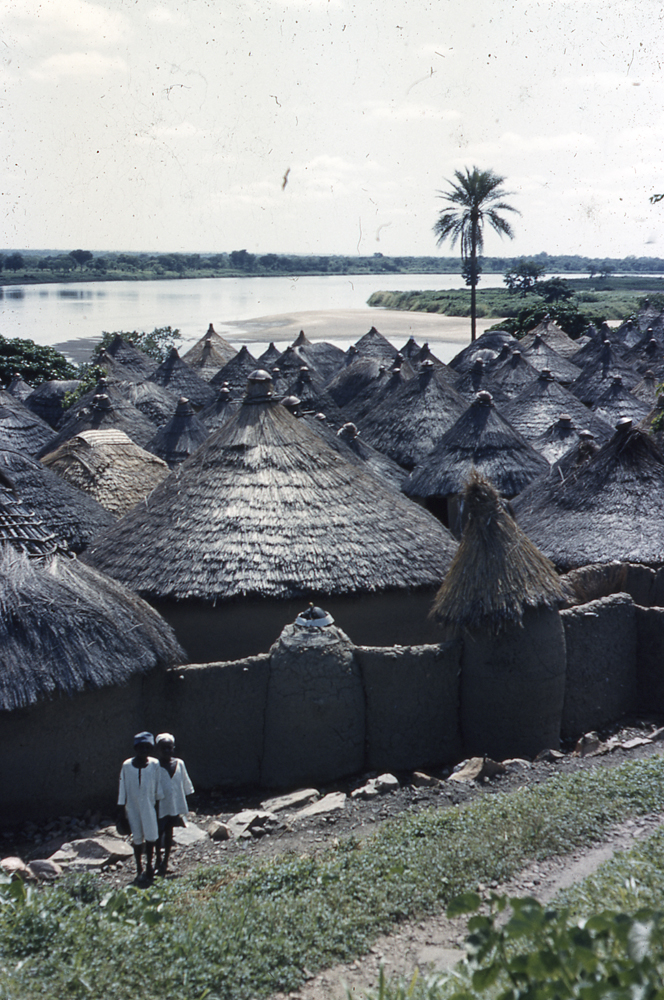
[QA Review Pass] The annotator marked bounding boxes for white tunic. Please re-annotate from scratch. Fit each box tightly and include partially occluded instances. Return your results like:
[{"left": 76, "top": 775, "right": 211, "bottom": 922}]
[
  {"left": 117, "top": 757, "right": 163, "bottom": 844},
  {"left": 158, "top": 759, "right": 194, "bottom": 819}
]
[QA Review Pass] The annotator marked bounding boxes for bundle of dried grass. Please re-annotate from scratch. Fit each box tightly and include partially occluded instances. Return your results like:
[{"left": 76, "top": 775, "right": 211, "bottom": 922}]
[{"left": 430, "top": 472, "right": 566, "bottom": 632}]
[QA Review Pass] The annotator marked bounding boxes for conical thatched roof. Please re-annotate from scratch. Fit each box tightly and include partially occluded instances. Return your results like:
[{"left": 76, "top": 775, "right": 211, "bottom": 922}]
[
  {"left": 209, "top": 345, "right": 258, "bottom": 397},
  {"left": 351, "top": 327, "right": 399, "bottom": 364},
  {"left": 326, "top": 356, "right": 391, "bottom": 408},
  {"left": 290, "top": 330, "right": 345, "bottom": 384},
  {"left": 25, "top": 380, "right": 82, "bottom": 429},
  {"left": 631, "top": 370, "right": 660, "bottom": 408},
  {"left": 521, "top": 334, "right": 582, "bottom": 384},
  {"left": 530, "top": 414, "right": 583, "bottom": 464},
  {"left": 334, "top": 421, "right": 407, "bottom": 492},
  {"left": 405, "top": 392, "right": 549, "bottom": 500},
  {"left": 0, "top": 391, "right": 55, "bottom": 456},
  {"left": 0, "top": 546, "right": 184, "bottom": 711},
  {"left": 570, "top": 344, "right": 640, "bottom": 404},
  {"left": 357, "top": 363, "right": 468, "bottom": 470},
  {"left": 146, "top": 347, "right": 216, "bottom": 409},
  {"left": 116, "top": 378, "right": 179, "bottom": 426},
  {"left": 82, "top": 372, "right": 457, "bottom": 601},
  {"left": 6, "top": 374, "right": 33, "bottom": 402},
  {"left": 56, "top": 376, "right": 145, "bottom": 428},
  {"left": 97, "top": 334, "right": 157, "bottom": 381},
  {"left": 512, "top": 421, "right": 664, "bottom": 570},
  {"left": 198, "top": 384, "right": 241, "bottom": 431},
  {"left": 344, "top": 358, "right": 415, "bottom": 423},
  {"left": 430, "top": 472, "right": 566, "bottom": 632},
  {"left": 519, "top": 318, "right": 580, "bottom": 359},
  {"left": 570, "top": 335, "right": 628, "bottom": 372},
  {"left": 0, "top": 448, "right": 114, "bottom": 553},
  {"left": 399, "top": 337, "right": 421, "bottom": 359},
  {"left": 0, "top": 473, "right": 66, "bottom": 558},
  {"left": 257, "top": 342, "right": 282, "bottom": 368},
  {"left": 287, "top": 367, "right": 346, "bottom": 426},
  {"left": 37, "top": 393, "right": 157, "bottom": 457},
  {"left": 146, "top": 397, "right": 210, "bottom": 467},
  {"left": 449, "top": 330, "right": 519, "bottom": 375},
  {"left": 41, "top": 429, "right": 169, "bottom": 517},
  {"left": 181, "top": 324, "right": 237, "bottom": 380},
  {"left": 502, "top": 370, "right": 612, "bottom": 445},
  {"left": 486, "top": 349, "right": 539, "bottom": 401},
  {"left": 455, "top": 358, "right": 508, "bottom": 405},
  {"left": 590, "top": 375, "right": 651, "bottom": 427}
]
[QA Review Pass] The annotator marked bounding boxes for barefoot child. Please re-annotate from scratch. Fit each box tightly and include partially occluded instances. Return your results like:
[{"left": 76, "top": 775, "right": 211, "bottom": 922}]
[
  {"left": 117, "top": 732, "right": 164, "bottom": 881},
  {"left": 155, "top": 733, "right": 194, "bottom": 875}
]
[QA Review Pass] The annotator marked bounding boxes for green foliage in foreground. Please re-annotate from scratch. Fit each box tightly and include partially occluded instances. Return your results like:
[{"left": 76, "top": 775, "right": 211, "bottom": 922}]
[
  {"left": 96, "top": 325, "right": 182, "bottom": 362},
  {"left": 0, "top": 335, "right": 79, "bottom": 388},
  {"left": 4, "top": 756, "right": 664, "bottom": 999}
]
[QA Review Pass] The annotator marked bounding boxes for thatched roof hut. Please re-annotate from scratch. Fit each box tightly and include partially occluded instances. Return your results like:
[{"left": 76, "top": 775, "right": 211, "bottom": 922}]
[
  {"left": 454, "top": 358, "right": 507, "bottom": 405},
  {"left": 287, "top": 367, "right": 346, "bottom": 426},
  {"left": 521, "top": 334, "right": 582, "bottom": 384},
  {"left": 570, "top": 335, "right": 628, "bottom": 372},
  {"left": 512, "top": 421, "right": 664, "bottom": 570},
  {"left": 530, "top": 414, "right": 583, "bottom": 464},
  {"left": 334, "top": 421, "right": 408, "bottom": 492},
  {"left": 430, "top": 472, "right": 566, "bottom": 632},
  {"left": 99, "top": 334, "right": 158, "bottom": 380},
  {"left": 502, "top": 369, "right": 612, "bottom": 444},
  {"left": 631, "top": 370, "right": 660, "bottom": 408},
  {"left": 0, "top": 448, "right": 114, "bottom": 553},
  {"left": 146, "top": 347, "right": 216, "bottom": 409},
  {"left": 406, "top": 391, "right": 549, "bottom": 503},
  {"left": 258, "top": 342, "right": 283, "bottom": 368},
  {"left": 82, "top": 371, "right": 457, "bottom": 602},
  {"left": 344, "top": 357, "right": 415, "bottom": 423},
  {"left": 399, "top": 337, "right": 421, "bottom": 359},
  {"left": 519, "top": 318, "right": 580, "bottom": 360},
  {"left": 0, "top": 391, "right": 55, "bottom": 456},
  {"left": 41, "top": 429, "right": 169, "bottom": 517},
  {"left": 590, "top": 374, "right": 651, "bottom": 427},
  {"left": 570, "top": 343, "right": 640, "bottom": 405},
  {"left": 209, "top": 345, "right": 259, "bottom": 398},
  {"left": 449, "top": 330, "right": 519, "bottom": 375},
  {"left": 198, "top": 384, "right": 241, "bottom": 431},
  {"left": 357, "top": 362, "right": 470, "bottom": 470},
  {"left": 0, "top": 546, "right": 184, "bottom": 712},
  {"left": 486, "top": 349, "right": 539, "bottom": 401},
  {"left": 326, "top": 355, "right": 390, "bottom": 408},
  {"left": 0, "top": 471, "right": 67, "bottom": 558},
  {"left": 290, "top": 330, "right": 345, "bottom": 384},
  {"left": 146, "top": 397, "right": 210, "bottom": 467},
  {"left": 351, "top": 327, "right": 400, "bottom": 364},
  {"left": 6, "top": 373, "right": 33, "bottom": 402},
  {"left": 116, "top": 377, "right": 179, "bottom": 426},
  {"left": 25, "top": 380, "right": 81, "bottom": 429},
  {"left": 37, "top": 393, "right": 157, "bottom": 457},
  {"left": 55, "top": 376, "right": 149, "bottom": 428},
  {"left": 181, "top": 324, "right": 237, "bottom": 380}
]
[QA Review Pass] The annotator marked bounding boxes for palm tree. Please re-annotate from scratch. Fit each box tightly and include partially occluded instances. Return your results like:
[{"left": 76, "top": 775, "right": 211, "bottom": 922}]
[{"left": 434, "top": 167, "right": 519, "bottom": 341}]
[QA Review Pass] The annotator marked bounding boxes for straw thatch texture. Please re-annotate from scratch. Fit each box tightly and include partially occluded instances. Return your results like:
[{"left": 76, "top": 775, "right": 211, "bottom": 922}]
[
  {"left": 146, "top": 397, "right": 210, "bottom": 467},
  {"left": 286, "top": 367, "right": 346, "bottom": 426},
  {"left": 37, "top": 393, "right": 157, "bottom": 458},
  {"left": 0, "top": 546, "right": 184, "bottom": 711},
  {"left": 399, "top": 337, "right": 421, "bottom": 359},
  {"left": 257, "top": 343, "right": 282, "bottom": 368},
  {"left": 198, "top": 386, "right": 241, "bottom": 431},
  {"left": 449, "top": 330, "right": 519, "bottom": 375},
  {"left": 632, "top": 371, "right": 660, "bottom": 408},
  {"left": 531, "top": 415, "right": 583, "bottom": 464},
  {"left": 519, "top": 318, "right": 580, "bottom": 360},
  {"left": 333, "top": 421, "right": 407, "bottom": 492},
  {"left": 406, "top": 392, "right": 549, "bottom": 500},
  {"left": 430, "top": 473, "right": 567, "bottom": 632},
  {"left": 356, "top": 364, "right": 468, "bottom": 470},
  {"left": 82, "top": 377, "right": 457, "bottom": 601},
  {"left": 0, "top": 448, "right": 114, "bottom": 552},
  {"left": 486, "top": 349, "right": 539, "bottom": 401},
  {"left": 0, "top": 475, "right": 66, "bottom": 558},
  {"left": 570, "top": 335, "right": 628, "bottom": 373},
  {"left": 570, "top": 345, "right": 640, "bottom": 405},
  {"left": 502, "top": 370, "right": 612, "bottom": 444},
  {"left": 209, "top": 345, "right": 259, "bottom": 397},
  {"left": 55, "top": 377, "right": 144, "bottom": 428},
  {"left": 590, "top": 376, "right": 651, "bottom": 427},
  {"left": 352, "top": 327, "right": 399, "bottom": 364},
  {"left": 41, "top": 429, "right": 169, "bottom": 517},
  {"left": 146, "top": 347, "right": 216, "bottom": 409},
  {"left": 116, "top": 378, "right": 179, "bottom": 425},
  {"left": 290, "top": 330, "right": 345, "bottom": 384},
  {"left": 99, "top": 334, "right": 157, "bottom": 380},
  {"left": 25, "top": 381, "right": 81, "bottom": 429},
  {"left": 6, "top": 374, "right": 33, "bottom": 402},
  {"left": 327, "top": 356, "right": 393, "bottom": 409},
  {"left": 0, "top": 391, "right": 55, "bottom": 456},
  {"left": 521, "top": 335, "right": 582, "bottom": 384},
  {"left": 181, "top": 324, "right": 237, "bottom": 380},
  {"left": 512, "top": 423, "right": 664, "bottom": 570}
]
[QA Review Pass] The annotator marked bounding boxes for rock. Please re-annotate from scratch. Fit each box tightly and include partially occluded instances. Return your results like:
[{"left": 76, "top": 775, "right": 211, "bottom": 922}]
[
  {"left": 0, "top": 857, "right": 34, "bottom": 880},
  {"left": 261, "top": 788, "right": 320, "bottom": 813},
  {"left": 208, "top": 821, "right": 232, "bottom": 842},
  {"left": 226, "top": 810, "right": 283, "bottom": 839},
  {"left": 295, "top": 792, "right": 347, "bottom": 817},
  {"left": 574, "top": 732, "right": 601, "bottom": 757},
  {"left": 502, "top": 758, "right": 531, "bottom": 769},
  {"left": 173, "top": 822, "right": 208, "bottom": 846},
  {"left": 650, "top": 727, "right": 664, "bottom": 742},
  {"left": 620, "top": 736, "right": 652, "bottom": 750},
  {"left": 49, "top": 836, "right": 134, "bottom": 869},
  {"left": 448, "top": 757, "right": 507, "bottom": 783},
  {"left": 375, "top": 773, "right": 400, "bottom": 792},
  {"left": 28, "top": 859, "right": 62, "bottom": 881},
  {"left": 351, "top": 782, "right": 379, "bottom": 800},
  {"left": 534, "top": 748, "right": 565, "bottom": 762},
  {"left": 411, "top": 771, "right": 440, "bottom": 788}
]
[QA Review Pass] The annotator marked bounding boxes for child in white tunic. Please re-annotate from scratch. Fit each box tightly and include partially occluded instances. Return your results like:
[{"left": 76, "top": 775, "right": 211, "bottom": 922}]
[
  {"left": 155, "top": 733, "right": 194, "bottom": 875},
  {"left": 117, "top": 732, "right": 164, "bottom": 881}
]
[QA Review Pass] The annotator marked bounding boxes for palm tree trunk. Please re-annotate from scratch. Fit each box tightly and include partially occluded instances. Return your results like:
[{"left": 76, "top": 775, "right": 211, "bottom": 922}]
[
  {"left": 470, "top": 216, "right": 478, "bottom": 343},
  {"left": 470, "top": 280, "right": 477, "bottom": 342}
]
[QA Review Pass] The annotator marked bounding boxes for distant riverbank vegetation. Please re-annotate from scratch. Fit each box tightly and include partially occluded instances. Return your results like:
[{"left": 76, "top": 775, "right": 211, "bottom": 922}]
[{"left": 5, "top": 249, "right": 664, "bottom": 285}]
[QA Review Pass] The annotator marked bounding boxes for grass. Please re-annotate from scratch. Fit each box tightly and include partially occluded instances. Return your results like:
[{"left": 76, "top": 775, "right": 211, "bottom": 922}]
[{"left": 4, "top": 756, "right": 664, "bottom": 999}]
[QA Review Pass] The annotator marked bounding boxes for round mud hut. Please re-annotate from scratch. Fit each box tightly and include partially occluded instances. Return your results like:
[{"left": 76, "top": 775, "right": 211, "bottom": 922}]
[
  {"left": 82, "top": 370, "right": 458, "bottom": 661},
  {"left": 430, "top": 473, "right": 568, "bottom": 760}
]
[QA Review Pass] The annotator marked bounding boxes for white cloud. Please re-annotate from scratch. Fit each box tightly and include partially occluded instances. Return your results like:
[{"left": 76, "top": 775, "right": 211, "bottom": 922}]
[
  {"left": 2, "top": 0, "right": 126, "bottom": 45},
  {"left": 29, "top": 51, "right": 128, "bottom": 81}
]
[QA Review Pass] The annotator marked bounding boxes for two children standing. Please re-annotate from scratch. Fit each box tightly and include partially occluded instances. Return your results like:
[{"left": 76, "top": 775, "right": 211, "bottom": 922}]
[{"left": 117, "top": 732, "right": 194, "bottom": 882}]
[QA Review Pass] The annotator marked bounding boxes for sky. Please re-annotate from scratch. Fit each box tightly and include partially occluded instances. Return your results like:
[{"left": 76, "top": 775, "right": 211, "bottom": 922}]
[{"left": 3, "top": 0, "right": 664, "bottom": 258}]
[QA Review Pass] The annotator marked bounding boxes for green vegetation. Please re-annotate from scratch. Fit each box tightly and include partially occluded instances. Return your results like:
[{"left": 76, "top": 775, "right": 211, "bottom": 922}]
[
  {"left": 3, "top": 756, "right": 664, "bottom": 999},
  {"left": 0, "top": 336, "right": 79, "bottom": 388}
]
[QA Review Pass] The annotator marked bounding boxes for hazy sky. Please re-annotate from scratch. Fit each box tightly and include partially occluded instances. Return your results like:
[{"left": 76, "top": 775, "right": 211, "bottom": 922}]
[{"left": 3, "top": 0, "right": 664, "bottom": 258}]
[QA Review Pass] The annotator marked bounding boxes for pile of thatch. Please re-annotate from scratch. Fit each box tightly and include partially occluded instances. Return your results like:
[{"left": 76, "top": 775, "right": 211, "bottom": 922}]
[
  {"left": 0, "top": 546, "right": 184, "bottom": 711},
  {"left": 0, "top": 392, "right": 55, "bottom": 456},
  {"left": 512, "top": 422, "right": 664, "bottom": 569},
  {"left": 405, "top": 391, "right": 549, "bottom": 500},
  {"left": 0, "top": 448, "right": 114, "bottom": 552},
  {"left": 37, "top": 393, "right": 157, "bottom": 457},
  {"left": 41, "top": 429, "right": 169, "bottom": 517},
  {"left": 181, "top": 324, "right": 237, "bottom": 380},
  {"left": 146, "top": 347, "right": 216, "bottom": 409},
  {"left": 430, "top": 472, "right": 567, "bottom": 632},
  {"left": 82, "top": 372, "right": 457, "bottom": 602},
  {"left": 146, "top": 397, "right": 209, "bottom": 467},
  {"left": 25, "top": 380, "right": 82, "bottom": 428}
]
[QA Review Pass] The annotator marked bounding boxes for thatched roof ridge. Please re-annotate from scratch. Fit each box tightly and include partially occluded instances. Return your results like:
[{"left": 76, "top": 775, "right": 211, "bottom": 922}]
[
  {"left": 449, "top": 330, "right": 519, "bottom": 374},
  {"left": 37, "top": 393, "right": 157, "bottom": 457},
  {"left": 146, "top": 397, "right": 210, "bottom": 467},
  {"left": 590, "top": 375, "right": 651, "bottom": 426},
  {"left": 181, "top": 324, "right": 237, "bottom": 380},
  {"left": 6, "top": 374, "right": 33, "bottom": 402},
  {"left": 521, "top": 334, "right": 582, "bottom": 384},
  {"left": 519, "top": 318, "right": 580, "bottom": 360},
  {"left": 82, "top": 376, "right": 457, "bottom": 601},
  {"left": 42, "top": 429, "right": 169, "bottom": 517},
  {"left": 405, "top": 392, "right": 549, "bottom": 499},
  {"left": 502, "top": 370, "right": 612, "bottom": 445},
  {"left": 0, "top": 449, "right": 114, "bottom": 553},
  {"left": 0, "top": 391, "right": 55, "bottom": 457},
  {"left": 146, "top": 347, "right": 216, "bottom": 409},
  {"left": 0, "top": 547, "right": 184, "bottom": 712},
  {"left": 399, "top": 337, "right": 421, "bottom": 359},
  {"left": 512, "top": 422, "right": 664, "bottom": 570},
  {"left": 209, "top": 345, "right": 258, "bottom": 396},
  {"left": 430, "top": 472, "right": 566, "bottom": 632},
  {"left": 357, "top": 364, "right": 471, "bottom": 470},
  {"left": 25, "top": 380, "right": 82, "bottom": 429}
]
